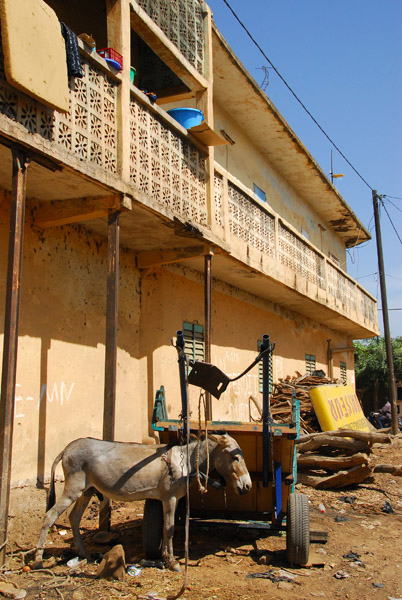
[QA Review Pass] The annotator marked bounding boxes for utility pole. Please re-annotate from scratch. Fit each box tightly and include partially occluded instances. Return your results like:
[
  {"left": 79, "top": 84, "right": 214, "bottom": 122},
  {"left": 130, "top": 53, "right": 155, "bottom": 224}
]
[{"left": 372, "top": 190, "right": 398, "bottom": 434}]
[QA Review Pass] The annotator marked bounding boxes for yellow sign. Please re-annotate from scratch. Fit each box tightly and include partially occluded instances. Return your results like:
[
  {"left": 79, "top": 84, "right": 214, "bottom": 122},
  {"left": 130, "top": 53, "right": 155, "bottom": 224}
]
[{"left": 309, "top": 384, "right": 372, "bottom": 432}]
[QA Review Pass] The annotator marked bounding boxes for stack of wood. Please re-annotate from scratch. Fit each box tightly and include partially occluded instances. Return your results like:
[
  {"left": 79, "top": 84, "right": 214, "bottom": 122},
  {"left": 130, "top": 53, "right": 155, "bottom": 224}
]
[
  {"left": 296, "top": 429, "right": 401, "bottom": 489},
  {"left": 270, "top": 373, "right": 339, "bottom": 433}
]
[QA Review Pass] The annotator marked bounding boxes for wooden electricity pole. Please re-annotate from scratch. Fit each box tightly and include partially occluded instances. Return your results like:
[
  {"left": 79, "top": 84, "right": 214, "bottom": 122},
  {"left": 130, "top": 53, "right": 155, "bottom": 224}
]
[{"left": 372, "top": 190, "right": 398, "bottom": 435}]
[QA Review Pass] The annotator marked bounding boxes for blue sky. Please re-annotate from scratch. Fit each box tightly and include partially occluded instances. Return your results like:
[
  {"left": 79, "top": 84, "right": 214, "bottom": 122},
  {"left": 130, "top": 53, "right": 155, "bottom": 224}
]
[{"left": 207, "top": 0, "right": 402, "bottom": 338}]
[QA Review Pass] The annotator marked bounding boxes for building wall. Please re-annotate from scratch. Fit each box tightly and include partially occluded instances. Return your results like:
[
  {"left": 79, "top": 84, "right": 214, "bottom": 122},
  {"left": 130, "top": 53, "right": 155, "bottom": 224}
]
[
  {"left": 0, "top": 190, "right": 145, "bottom": 485},
  {"left": 214, "top": 103, "right": 347, "bottom": 265},
  {"left": 0, "top": 187, "right": 354, "bottom": 486}
]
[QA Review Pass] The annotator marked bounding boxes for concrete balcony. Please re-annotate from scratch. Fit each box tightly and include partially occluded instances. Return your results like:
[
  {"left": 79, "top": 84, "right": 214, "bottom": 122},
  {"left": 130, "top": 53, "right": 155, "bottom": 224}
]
[
  {"left": 0, "top": 32, "right": 378, "bottom": 340},
  {"left": 210, "top": 166, "right": 378, "bottom": 338}
]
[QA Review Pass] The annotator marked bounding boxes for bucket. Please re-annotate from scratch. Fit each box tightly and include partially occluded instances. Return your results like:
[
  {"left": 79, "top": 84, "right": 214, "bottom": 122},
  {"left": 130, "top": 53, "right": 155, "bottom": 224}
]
[
  {"left": 130, "top": 67, "right": 136, "bottom": 84},
  {"left": 167, "top": 108, "right": 204, "bottom": 129}
]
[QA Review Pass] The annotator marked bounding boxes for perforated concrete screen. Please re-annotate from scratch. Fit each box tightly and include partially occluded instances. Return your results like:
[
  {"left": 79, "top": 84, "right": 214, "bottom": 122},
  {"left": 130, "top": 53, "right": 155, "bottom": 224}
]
[{"left": 0, "top": 0, "right": 69, "bottom": 112}]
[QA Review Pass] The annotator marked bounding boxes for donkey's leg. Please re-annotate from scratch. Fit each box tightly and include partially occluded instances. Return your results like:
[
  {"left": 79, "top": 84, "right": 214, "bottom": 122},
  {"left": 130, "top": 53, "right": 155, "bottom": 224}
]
[
  {"left": 161, "top": 496, "right": 180, "bottom": 572},
  {"left": 34, "top": 493, "right": 77, "bottom": 566},
  {"left": 68, "top": 488, "right": 94, "bottom": 558},
  {"left": 34, "top": 471, "right": 87, "bottom": 566}
]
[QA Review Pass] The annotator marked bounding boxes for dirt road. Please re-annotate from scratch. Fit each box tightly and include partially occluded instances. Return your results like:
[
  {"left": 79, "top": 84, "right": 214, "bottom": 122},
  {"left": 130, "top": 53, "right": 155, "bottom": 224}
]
[{"left": 3, "top": 435, "right": 402, "bottom": 600}]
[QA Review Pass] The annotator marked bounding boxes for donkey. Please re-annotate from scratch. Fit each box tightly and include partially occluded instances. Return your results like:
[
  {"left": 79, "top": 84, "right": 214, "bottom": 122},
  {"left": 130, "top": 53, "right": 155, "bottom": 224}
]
[{"left": 34, "top": 432, "right": 251, "bottom": 571}]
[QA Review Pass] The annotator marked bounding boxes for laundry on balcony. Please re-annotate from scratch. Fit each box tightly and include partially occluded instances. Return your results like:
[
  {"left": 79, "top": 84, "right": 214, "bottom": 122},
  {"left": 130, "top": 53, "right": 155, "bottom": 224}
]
[{"left": 60, "top": 22, "right": 83, "bottom": 78}]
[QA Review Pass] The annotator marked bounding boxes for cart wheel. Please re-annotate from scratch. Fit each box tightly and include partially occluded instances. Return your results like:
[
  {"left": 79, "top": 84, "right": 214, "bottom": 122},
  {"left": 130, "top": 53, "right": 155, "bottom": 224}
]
[
  {"left": 286, "top": 492, "right": 310, "bottom": 566},
  {"left": 143, "top": 499, "right": 163, "bottom": 559}
]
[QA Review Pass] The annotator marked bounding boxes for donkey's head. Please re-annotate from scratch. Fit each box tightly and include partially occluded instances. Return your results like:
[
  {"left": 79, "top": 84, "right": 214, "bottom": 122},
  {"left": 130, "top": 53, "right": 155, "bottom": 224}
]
[{"left": 209, "top": 432, "right": 252, "bottom": 495}]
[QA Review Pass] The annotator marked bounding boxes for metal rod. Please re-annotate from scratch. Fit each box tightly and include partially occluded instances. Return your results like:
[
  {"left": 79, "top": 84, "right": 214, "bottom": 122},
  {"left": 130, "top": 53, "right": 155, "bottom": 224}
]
[
  {"left": 176, "top": 330, "right": 188, "bottom": 436},
  {"left": 204, "top": 254, "right": 212, "bottom": 421},
  {"left": 100, "top": 210, "right": 120, "bottom": 531},
  {"left": 0, "top": 147, "right": 29, "bottom": 566},
  {"left": 261, "top": 334, "right": 270, "bottom": 487},
  {"left": 372, "top": 190, "right": 398, "bottom": 434}
]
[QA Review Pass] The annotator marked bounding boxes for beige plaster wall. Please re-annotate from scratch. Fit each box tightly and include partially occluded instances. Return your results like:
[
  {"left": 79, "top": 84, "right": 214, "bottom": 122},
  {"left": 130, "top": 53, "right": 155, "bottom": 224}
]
[
  {"left": 214, "top": 103, "right": 347, "bottom": 266},
  {"left": 0, "top": 191, "right": 145, "bottom": 485},
  {"left": 0, "top": 190, "right": 354, "bottom": 485},
  {"left": 138, "top": 265, "right": 354, "bottom": 424}
]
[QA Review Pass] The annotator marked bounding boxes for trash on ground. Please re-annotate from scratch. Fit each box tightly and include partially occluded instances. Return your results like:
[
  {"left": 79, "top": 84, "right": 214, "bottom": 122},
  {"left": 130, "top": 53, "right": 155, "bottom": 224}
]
[
  {"left": 372, "top": 582, "right": 385, "bottom": 588},
  {"left": 139, "top": 559, "right": 165, "bottom": 569},
  {"left": 382, "top": 500, "right": 395, "bottom": 514},
  {"left": 338, "top": 495, "right": 356, "bottom": 504},
  {"left": 342, "top": 551, "right": 361, "bottom": 561},
  {"left": 333, "top": 570, "right": 349, "bottom": 579},
  {"left": 126, "top": 564, "right": 142, "bottom": 576},
  {"left": 247, "top": 568, "right": 300, "bottom": 584},
  {"left": 67, "top": 557, "right": 87, "bottom": 569},
  {"left": 334, "top": 515, "right": 348, "bottom": 522}
]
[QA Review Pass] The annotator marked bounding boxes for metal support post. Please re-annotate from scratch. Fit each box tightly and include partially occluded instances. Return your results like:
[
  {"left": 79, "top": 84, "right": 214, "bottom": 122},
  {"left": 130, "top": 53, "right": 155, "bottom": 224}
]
[
  {"left": 0, "top": 147, "right": 29, "bottom": 566},
  {"left": 204, "top": 254, "right": 212, "bottom": 421},
  {"left": 100, "top": 210, "right": 120, "bottom": 531},
  {"left": 261, "top": 334, "right": 271, "bottom": 488}
]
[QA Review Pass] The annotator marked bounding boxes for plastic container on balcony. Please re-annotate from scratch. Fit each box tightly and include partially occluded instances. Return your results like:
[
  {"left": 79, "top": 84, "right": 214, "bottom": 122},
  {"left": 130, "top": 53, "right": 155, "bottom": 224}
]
[
  {"left": 97, "top": 47, "right": 123, "bottom": 71},
  {"left": 130, "top": 67, "right": 136, "bottom": 84},
  {"left": 167, "top": 108, "right": 204, "bottom": 129}
]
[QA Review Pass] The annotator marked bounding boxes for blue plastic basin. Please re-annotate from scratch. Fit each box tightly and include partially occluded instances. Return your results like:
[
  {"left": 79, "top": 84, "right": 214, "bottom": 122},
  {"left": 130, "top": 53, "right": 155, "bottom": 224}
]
[{"left": 167, "top": 108, "right": 204, "bottom": 129}]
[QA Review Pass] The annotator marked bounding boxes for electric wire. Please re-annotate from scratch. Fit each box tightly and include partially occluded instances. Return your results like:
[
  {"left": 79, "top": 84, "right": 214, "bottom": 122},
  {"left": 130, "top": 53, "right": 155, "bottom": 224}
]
[
  {"left": 381, "top": 201, "right": 402, "bottom": 247},
  {"left": 219, "top": 0, "right": 374, "bottom": 191}
]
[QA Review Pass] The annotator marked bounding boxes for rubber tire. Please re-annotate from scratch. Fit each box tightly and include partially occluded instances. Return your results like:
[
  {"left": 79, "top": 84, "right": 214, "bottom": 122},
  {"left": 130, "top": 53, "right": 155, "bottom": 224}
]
[
  {"left": 142, "top": 499, "right": 163, "bottom": 559},
  {"left": 286, "top": 492, "right": 310, "bottom": 566}
]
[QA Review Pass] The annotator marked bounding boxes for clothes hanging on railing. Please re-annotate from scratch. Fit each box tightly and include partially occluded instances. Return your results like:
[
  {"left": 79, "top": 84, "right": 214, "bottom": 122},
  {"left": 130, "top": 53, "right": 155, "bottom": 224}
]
[{"left": 60, "top": 22, "right": 83, "bottom": 78}]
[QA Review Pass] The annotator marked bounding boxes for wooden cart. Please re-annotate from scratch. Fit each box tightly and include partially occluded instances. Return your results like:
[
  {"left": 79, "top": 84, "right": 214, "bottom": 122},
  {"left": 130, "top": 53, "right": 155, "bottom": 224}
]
[{"left": 146, "top": 332, "right": 310, "bottom": 566}]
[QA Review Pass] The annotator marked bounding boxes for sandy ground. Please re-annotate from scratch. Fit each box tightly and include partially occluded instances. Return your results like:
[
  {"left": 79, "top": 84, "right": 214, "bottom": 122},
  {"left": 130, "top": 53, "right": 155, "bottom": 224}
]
[{"left": 2, "top": 434, "right": 402, "bottom": 600}]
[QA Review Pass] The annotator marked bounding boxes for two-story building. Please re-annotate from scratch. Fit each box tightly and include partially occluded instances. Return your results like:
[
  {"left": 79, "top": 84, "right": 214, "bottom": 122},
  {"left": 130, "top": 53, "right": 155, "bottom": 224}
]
[{"left": 0, "top": 0, "right": 378, "bottom": 489}]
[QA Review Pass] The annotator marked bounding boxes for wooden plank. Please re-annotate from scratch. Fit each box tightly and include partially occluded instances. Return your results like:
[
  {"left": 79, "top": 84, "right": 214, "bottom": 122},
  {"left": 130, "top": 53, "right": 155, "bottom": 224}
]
[
  {"left": 137, "top": 245, "right": 214, "bottom": 269},
  {"left": 34, "top": 195, "right": 131, "bottom": 228},
  {"left": 297, "top": 452, "right": 368, "bottom": 470}
]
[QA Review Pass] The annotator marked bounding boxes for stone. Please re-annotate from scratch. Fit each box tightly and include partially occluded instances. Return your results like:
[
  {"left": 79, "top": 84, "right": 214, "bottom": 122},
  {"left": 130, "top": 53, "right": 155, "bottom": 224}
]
[
  {"left": 0, "top": 583, "right": 27, "bottom": 599},
  {"left": 96, "top": 545, "right": 126, "bottom": 581}
]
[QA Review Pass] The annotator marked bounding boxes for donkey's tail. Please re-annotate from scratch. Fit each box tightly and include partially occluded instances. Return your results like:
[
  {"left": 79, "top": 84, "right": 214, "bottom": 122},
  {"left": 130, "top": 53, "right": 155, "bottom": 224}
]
[{"left": 46, "top": 450, "right": 64, "bottom": 511}]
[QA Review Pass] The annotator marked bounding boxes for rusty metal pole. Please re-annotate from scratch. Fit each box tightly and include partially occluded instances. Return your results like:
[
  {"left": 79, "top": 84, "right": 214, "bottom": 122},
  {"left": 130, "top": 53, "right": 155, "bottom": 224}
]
[
  {"left": 99, "top": 210, "right": 120, "bottom": 531},
  {"left": 0, "top": 148, "right": 29, "bottom": 565},
  {"left": 372, "top": 190, "right": 398, "bottom": 435},
  {"left": 204, "top": 254, "right": 212, "bottom": 421}
]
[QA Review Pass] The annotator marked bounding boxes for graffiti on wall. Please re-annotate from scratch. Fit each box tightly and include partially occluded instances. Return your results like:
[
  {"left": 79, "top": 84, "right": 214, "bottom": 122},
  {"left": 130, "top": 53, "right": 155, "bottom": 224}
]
[{"left": 15, "top": 382, "right": 76, "bottom": 418}]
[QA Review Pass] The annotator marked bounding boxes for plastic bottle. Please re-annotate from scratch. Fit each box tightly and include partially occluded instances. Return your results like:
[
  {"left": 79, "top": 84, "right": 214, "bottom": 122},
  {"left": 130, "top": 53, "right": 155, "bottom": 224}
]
[{"left": 318, "top": 503, "right": 326, "bottom": 513}]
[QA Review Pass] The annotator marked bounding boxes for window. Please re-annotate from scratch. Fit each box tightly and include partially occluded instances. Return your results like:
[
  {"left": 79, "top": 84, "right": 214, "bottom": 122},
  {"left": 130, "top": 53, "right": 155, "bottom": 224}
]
[
  {"left": 253, "top": 184, "right": 266, "bottom": 203},
  {"left": 258, "top": 340, "right": 273, "bottom": 393},
  {"left": 305, "top": 354, "right": 316, "bottom": 376},
  {"left": 329, "top": 252, "right": 340, "bottom": 266},
  {"left": 340, "top": 362, "right": 347, "bottom": 384},
  {"left": 183, "top": 322, "right": 204, "bottom": 363}
]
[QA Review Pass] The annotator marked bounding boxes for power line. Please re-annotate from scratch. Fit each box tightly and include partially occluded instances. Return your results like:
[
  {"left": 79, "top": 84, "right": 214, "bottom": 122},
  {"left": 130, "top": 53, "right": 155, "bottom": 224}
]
[
  {"left": 384, "top": 197, "right": 402, "bottom": 214},
  {"left": 381, "top": 200, "right": 402, "bottom": 247},
  {"left": 219, "top": 0, "right": 374, "bottom": 191}
]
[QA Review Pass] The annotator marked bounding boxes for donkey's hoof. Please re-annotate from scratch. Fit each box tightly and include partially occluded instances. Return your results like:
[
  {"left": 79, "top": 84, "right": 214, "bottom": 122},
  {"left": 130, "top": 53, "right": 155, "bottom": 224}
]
[{"left": 169, "top": 560, "right": 182, "bottom": 572}]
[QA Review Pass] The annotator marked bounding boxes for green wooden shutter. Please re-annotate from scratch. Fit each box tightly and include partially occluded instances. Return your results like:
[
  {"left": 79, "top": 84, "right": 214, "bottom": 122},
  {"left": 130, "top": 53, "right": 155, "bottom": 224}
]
[
  {"left": 183, "top": 322, "right": 205, "bottom": 362},
  {"left": 305, "top": 354, "right": 316, "bottom": 376}
]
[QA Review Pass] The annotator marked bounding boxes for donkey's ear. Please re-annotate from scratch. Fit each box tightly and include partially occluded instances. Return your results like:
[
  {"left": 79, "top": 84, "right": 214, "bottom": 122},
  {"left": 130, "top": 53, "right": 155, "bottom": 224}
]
[{"left": 209, "top": 433, "right": 230, "bottom": 448}]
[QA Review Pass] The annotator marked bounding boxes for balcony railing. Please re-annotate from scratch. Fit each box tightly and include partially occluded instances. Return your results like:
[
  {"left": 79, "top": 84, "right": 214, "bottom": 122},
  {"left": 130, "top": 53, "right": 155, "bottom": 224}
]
[
  {"left": 214, "top": 168, "right": 377, "bottom": 328},
  {"left": 130, "top": 91, "right": 207, "bottom": 224},
  {"left": 0, "top": 46, "right": 118, "bottom": 174},
  {"left": 135, "top": 0, "right": 205, "bottom": 76}
]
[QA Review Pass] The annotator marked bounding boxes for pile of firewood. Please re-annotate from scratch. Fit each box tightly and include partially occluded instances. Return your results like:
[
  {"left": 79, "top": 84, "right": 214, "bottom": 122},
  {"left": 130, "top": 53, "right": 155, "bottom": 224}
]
[
  {"left": 270, "top": 373, "right": 339, "bottom": 433},
  {"left": 248, "top": 373, "right": 402, "bottom": 489},
  {"left": 296, "top": 429, "right": 401, "bottom": 489}
]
